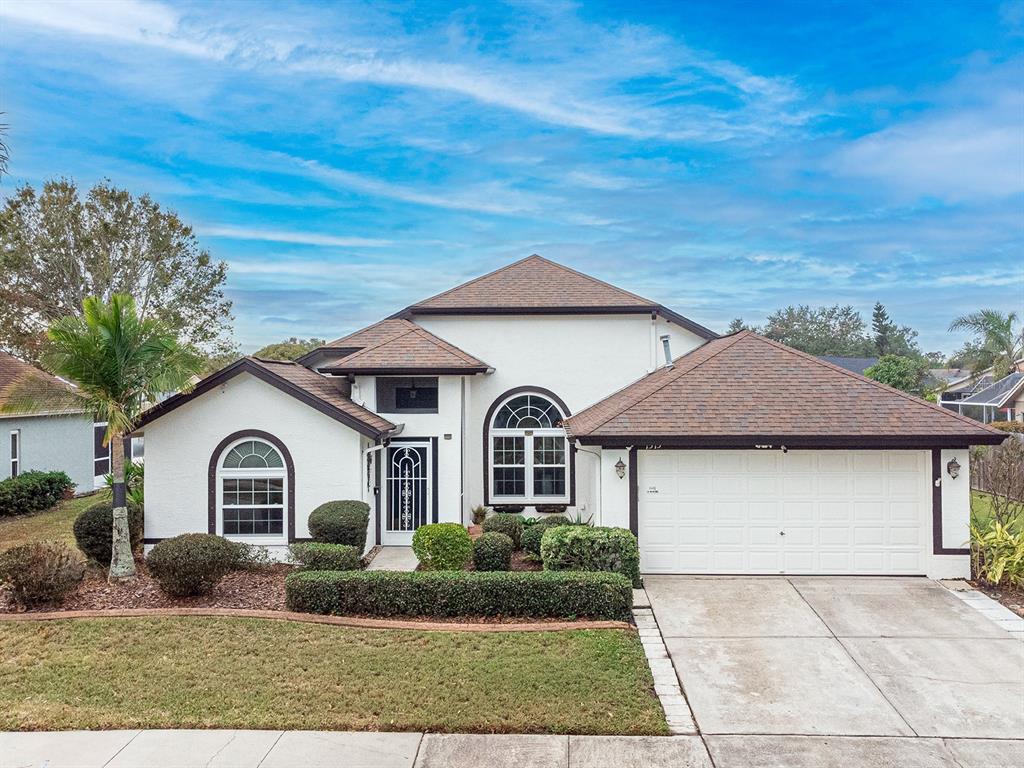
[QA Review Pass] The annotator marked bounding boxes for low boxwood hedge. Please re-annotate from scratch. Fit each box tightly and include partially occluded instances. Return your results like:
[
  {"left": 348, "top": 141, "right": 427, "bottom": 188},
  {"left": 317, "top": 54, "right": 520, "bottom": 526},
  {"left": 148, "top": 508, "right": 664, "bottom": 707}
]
[
  {"left": 307, "top": 500, "right": 370, "bottom": 549},
  {"left": 289, "top": 542, "right": 361, "bottom": 571},
  {"left": 285, "top": 569, "right": 632, "bottom": 621},
  {"left": 541, "top": 525, "right": 642, "bottom": 588},
  {"left": 412, "top": 523, "right": 473, "bottom": 570},
  {"left": 521, "top": 515, "right": 572, "bottom": 556},
  {"left": 0, "top": 471, "right": 74, "bottom": 517},
  {"left": 481, "top": 512, "right": 524, "bottom": 549},
  {"left": 472, "top": 531, "right": 513, "bottom": 571}
]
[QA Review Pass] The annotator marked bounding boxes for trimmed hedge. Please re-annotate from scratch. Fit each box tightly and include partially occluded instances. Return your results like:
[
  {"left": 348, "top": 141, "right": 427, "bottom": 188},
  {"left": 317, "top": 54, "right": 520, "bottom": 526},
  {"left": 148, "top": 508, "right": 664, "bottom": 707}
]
[
  {"left": 308, "top": 500, "right": 370, "bottom": 550},
  {"left": 146, "top": 533, "right": 238, "bottom": 596},
  {"left": 521, "top": 515, "right": 572, "bottom": 556},
  {"left": 285, "top": 569, "right": 633, "bottom": 620},
  {"left": 481, "top": 513, "right": 525, "bottom": 549},
  {"left": 289, "top": 542, "right": 360, "bottom": 571},
  {"left": 73, "top": 500, "right": 144, "bottom": 565},
  {"left": 412, "top": 523, "right": 473, "bottom": 571},
  {"left": 0, "top": 541, "right": 84, "bottom": 607},
  {"left": 541, "top": 526, "right": 642, "bottom": 588},
  {"left": 472, "top": 532, "right": 513, "bottom": 571},
  {"left": 0, "top": 471, "right": 74, "bottom": 517}
]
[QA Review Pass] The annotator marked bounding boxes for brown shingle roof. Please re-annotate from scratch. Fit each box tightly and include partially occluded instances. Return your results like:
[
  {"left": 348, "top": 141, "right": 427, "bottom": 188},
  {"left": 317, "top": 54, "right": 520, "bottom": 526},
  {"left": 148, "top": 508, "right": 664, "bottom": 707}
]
[
  {"left": 136, "top": 357, "right": 395, "bottom": 437},
  {"left": 0, "top": 351, "right": 81, "bottom": 416},
  {"left": 320, "top": 319, "right": 490, "bottom": 374},
  {"left": 398, "top": 254, "right": 718, "bottom": 339},
  {"left": 565, "top": 331, "right": 1006, "bottom": 447}
]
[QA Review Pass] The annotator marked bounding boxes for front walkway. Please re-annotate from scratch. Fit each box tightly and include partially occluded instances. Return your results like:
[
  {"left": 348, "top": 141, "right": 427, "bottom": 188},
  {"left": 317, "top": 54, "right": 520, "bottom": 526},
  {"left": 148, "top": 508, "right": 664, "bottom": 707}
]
[{"left": 365, "top": 546, "right": 418, "bottom": 571}]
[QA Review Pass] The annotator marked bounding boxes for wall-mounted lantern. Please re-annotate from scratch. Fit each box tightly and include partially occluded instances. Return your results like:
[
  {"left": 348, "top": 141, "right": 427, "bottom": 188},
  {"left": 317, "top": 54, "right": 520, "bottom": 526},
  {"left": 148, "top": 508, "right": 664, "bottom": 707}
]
[
  {"left": 615, "top": 458, "right": 627, "bottom": 479},
  {"left": 946, "top": 457, "right": 961, "bottom": 479}
]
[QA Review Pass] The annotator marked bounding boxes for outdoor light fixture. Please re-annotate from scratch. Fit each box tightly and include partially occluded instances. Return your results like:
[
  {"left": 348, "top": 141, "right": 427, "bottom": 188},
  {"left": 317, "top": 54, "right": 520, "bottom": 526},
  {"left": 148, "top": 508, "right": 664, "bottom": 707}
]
[
  {"left": 947, "top": 457, "right": 961, "bottom": 479},
  {"left": 615, "top": 458, "right": 626, "bottom": 479}
]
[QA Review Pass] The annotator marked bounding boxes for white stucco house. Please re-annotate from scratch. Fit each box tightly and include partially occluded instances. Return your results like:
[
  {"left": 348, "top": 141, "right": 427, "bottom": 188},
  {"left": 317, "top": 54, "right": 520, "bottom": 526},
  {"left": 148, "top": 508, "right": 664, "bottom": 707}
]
[{"left": 137, "top": 255, "right": 1005, "bottom": 578}]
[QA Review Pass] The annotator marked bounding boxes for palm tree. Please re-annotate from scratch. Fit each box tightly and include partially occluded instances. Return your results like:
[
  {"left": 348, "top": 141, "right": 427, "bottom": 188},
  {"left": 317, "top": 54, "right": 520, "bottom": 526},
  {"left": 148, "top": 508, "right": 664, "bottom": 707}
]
[
  {"left": 949, "top": 309, "right": 1023, "bottom": 379},
  {"left": 1, "top": 295, "right": 202, "bottom": 580}
]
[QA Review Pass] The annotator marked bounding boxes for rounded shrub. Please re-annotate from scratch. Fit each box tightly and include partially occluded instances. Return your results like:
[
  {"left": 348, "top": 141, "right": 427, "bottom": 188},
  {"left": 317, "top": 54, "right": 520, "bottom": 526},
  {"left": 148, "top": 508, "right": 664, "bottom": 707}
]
[
  {"left": 73, "top": 500, "right": 144, "bottom": 565},
  {"left": 0, "top": 470, "right": 75, "bottom": 517},
  {"left": 473, "top": 532, "right": 513, "bottom": 571},
  {"left": 521, "top": 515, "right": 572, "bottom": 556},
  {"left": 412, "top": 523, "right": 473, "bottom": 571},
  {"left": 0, "top": 541, "right": 84, "bottom": 607},
  {"left": 146, "top": 533, "right": 238, "bottom": 596},
  {"left": 481, "top": 513, "right": 525, "bottom": 549},
  {"left": 289, "top": 542, "right": 361, "bottom": 571},
  {"left": 308, "top": 500, "right": 370, "bottom": 550},
  {"left": 541, "top": 525, "right": 642, "bottom": 588}
]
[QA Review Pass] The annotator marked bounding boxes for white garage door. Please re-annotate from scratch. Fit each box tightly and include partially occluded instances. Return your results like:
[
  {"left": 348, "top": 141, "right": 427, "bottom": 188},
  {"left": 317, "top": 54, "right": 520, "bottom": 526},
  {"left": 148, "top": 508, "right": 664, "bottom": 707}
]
[{"left": 638, "top": 450, "right": 930, "bottom": 575}]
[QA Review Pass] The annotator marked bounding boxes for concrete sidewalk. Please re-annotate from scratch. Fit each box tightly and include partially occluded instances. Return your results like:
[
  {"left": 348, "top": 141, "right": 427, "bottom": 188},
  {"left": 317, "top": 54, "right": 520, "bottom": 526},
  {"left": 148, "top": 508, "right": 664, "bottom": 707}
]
[{"left": 3, "top": 730, "right": 1022, "bottom": 768}]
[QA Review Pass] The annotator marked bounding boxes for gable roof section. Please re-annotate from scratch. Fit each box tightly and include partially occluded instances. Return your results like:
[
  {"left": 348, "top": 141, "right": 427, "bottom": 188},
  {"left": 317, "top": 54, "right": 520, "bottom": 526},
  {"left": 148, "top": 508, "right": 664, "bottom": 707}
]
[
  {"left": 565, "top": 331, "right": 1005, "bottom": 448},
  {"left": 0, "top": 351, "right": 82, "bottom": 417},
  {"left": 959, "top": 372, "right": 1024, "bottom": 408},
  {"left": 135, "top": 357, "right": 395, "bottom": 438},
  {"left": 394, "top": 254, "right": 718, "bottom": 340},
  {"left": 313, "top": 318, "right": 491, "bottom": 375}
]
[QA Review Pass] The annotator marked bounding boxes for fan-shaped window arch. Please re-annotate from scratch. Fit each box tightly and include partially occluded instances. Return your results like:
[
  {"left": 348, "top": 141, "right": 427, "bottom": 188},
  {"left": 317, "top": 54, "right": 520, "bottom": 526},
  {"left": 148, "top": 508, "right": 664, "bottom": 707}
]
[
  {"left": 222, "top": 440, "right": 285, "bottom": 469},
  {"left": 487, "top": 390, "right": 571, "bottom": 503}
]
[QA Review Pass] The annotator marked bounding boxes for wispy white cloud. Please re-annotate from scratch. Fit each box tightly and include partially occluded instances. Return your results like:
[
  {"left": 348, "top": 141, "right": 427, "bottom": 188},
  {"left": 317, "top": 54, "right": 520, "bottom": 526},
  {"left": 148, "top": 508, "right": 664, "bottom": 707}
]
[{"left": 198, "top": 225, "right": 391, "bottom": 248}]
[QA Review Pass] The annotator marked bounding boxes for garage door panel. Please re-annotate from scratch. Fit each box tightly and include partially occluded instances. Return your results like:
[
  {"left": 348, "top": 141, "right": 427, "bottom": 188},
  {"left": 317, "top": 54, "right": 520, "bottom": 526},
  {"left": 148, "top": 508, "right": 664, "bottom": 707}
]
[{"left": 638, "top": 449, "right": 928, "bottom": 576}]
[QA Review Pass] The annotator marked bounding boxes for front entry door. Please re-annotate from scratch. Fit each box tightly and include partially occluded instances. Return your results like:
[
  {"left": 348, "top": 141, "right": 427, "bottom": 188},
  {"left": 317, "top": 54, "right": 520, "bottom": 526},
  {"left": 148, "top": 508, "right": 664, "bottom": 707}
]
[{"left": 383, "top": 441, "right": 433, "bottom": 545}]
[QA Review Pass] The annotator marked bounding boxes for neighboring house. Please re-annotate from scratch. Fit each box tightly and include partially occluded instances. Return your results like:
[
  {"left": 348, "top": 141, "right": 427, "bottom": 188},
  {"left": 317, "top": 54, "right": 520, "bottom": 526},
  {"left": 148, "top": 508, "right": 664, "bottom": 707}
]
[
  {"left": 0, "top": 351, "right": 94, "bottom": 491},
  {"left": 817, "top": 356, "right": 878, "bottom": 376},
  {"left": 137, "top": 255, "right": 1003, "bottom": 579},
  {"left": 939, "top": 359, "right": 1024, "bottom": 423}
]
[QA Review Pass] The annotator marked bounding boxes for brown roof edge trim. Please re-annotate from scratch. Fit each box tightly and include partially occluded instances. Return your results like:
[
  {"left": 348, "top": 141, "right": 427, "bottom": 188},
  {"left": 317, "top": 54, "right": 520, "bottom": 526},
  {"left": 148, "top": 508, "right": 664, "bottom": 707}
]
[
  {"left": 135, "top": 359, "right": 390, "bottom": 439},
  {"left": 295, "top": 346, "right": 361, "bottom": 366},
  {"left": 321, "top": 367, "right": 492, "bottom": 375},
  {"left": 576, "top": 435, "right": 1007, "bottom": 449}
]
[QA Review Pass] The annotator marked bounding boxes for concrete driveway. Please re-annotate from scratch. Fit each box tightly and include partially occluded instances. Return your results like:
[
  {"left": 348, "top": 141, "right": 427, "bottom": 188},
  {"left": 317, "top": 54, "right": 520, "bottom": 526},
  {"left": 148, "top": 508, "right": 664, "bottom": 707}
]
[{"left": 645, "top": 576, "right": 1024, "bottom": 767}]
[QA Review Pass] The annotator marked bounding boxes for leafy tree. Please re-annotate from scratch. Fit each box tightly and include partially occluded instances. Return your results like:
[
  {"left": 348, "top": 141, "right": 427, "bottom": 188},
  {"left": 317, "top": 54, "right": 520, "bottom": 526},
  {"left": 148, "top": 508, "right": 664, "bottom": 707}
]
[
  {"left": 864, "top": 355, "right": 929, "bottom": 395},
  {"left": 871, "top": 302, "right": 919, "bottom": 357},
  {"left": 759, "top": 304, "right": 875, "bottom": 356},
  {"left": 949, "top": 310, "right": 1023, "bottom": 378},
  {"left": 726, "top": 318, "right": 753, "bottom": 334},
  {"left": 1, "top": 295, "right": 203, "bottom": 580},
  {"left": 0, "top": 179, "right": 233, "bottom": 364},
  {"left": 253, "top": 337, "right": 326, "bottom": 361}
]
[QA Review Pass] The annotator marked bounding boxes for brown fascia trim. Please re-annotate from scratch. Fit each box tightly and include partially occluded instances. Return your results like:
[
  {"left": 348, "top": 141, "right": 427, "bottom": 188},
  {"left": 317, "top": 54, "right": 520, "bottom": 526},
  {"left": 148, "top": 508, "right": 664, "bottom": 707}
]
[
  {"left": 932, "top": 448, "right": 970, "bottom": 556},
  {"left": 320, "top": 366, "right": 492, "bottom": 376},
  {"left": 573, "top": 434, "right": 1006, "bottom": 449},
  {"left": 207, "top": 429, "right": 297, "bottom": 543},
  {"left": 395, "top": 305, "right": 719, "bottom": 341},
  {"left": 295, "top": 346, "right": 361, "bottom": 366},
  {"left": 134, "top": 358, "right": 389, "bottom": 439}
]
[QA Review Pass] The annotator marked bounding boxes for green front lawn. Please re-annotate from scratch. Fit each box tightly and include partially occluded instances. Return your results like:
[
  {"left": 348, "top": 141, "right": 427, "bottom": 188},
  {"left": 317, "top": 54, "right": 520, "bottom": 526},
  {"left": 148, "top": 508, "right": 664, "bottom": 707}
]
[
  {"left": 972, "top": 490, "right": 1023, "bottom": 527},
  {"left": 0, "top": 492, "right": 108, "bottom": 554},
  {"left": 0, "top": 617, "right": 667, "bottom": 734}
]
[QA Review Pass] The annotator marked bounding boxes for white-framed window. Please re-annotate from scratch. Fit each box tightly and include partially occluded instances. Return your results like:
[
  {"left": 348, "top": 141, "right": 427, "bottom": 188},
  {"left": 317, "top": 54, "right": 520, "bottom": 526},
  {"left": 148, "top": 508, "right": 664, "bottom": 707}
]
[
  {"left": 217, "top": 438, "right": 286, "bottom": 540},
  {"left": 490, "top": 393, "right": 569, "bottom": 502},
  {"left": 9, "top": 430, "right": 20, "bottom": 478}
]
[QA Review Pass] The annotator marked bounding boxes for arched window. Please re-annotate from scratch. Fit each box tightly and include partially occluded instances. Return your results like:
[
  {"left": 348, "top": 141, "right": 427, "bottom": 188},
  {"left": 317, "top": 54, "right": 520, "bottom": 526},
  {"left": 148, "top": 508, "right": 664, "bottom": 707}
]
[
  {"left": 218, "top": 438, "right": 286, "bottom": 538},
  {"left": 490, "top": 392, "right": 568, "bottom": 502}
]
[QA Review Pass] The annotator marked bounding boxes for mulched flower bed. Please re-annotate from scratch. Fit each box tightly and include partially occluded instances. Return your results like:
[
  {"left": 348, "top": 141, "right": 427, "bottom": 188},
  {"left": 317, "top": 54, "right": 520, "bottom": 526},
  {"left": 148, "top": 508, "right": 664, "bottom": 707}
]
[
  {"left": 971, "top": 579, "right": 1024, "bottom": 618},
  {"left": 0, "top": 562, "right": 291, "bottom": 614}
]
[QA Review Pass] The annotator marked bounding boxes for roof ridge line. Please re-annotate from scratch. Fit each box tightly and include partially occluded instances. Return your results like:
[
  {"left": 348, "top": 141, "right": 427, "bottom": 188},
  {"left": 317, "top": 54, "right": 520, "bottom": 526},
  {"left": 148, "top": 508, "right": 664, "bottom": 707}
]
[
  {"left": 577, "top": 333, "right": 749, "bottom": 435},
  {"left": 754, "top": 335, "right": 1007, "bottom": 435}
]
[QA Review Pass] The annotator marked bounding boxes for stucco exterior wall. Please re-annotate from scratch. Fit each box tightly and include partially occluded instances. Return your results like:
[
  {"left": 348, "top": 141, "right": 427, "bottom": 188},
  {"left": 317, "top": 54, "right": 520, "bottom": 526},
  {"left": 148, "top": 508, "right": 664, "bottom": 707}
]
[
  {"left": 1, "top": 413, "right": 94, "bottom": 492},
  {"left": 143, "top": 372, "right": 367, "bottom": 556},
  {"left": 929, "top": 447, "right": 971, "bottom": 579},
  {"left": 415, "top": 314, "right": 705, "bottom": 518}
]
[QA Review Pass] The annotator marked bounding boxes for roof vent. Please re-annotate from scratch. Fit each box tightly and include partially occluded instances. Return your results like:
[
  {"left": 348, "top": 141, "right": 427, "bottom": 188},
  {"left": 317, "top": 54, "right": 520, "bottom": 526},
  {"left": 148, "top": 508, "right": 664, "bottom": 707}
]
[{"left": 660, "top": 335, "right": 674, "bottom": 369}]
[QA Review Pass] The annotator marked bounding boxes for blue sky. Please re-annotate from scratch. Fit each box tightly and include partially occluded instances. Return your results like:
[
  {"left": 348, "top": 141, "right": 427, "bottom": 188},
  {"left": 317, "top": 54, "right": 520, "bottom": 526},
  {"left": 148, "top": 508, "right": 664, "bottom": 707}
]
[{"left": 1, "top": 0, "right": 1022, "bottom": 354}]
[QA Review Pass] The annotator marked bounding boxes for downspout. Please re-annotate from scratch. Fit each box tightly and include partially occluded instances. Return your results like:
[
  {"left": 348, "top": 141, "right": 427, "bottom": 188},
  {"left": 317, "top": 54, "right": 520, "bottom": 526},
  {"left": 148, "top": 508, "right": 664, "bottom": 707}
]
[
  {"left": 649, "top": 313, "right": 658, "bottom": 372},
  {"left": 576, "top": 441, "right": 602, "bottom": 524}
]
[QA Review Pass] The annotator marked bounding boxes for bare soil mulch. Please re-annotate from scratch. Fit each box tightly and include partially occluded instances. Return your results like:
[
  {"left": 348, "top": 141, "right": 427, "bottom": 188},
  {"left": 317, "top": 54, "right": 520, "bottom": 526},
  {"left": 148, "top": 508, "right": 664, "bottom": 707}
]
[
  {"left": 970, "top": 579, "right": 1024, "bottom": 618},
  {"left": 0, "top": 562, "right": 290, "bottom": 614}
]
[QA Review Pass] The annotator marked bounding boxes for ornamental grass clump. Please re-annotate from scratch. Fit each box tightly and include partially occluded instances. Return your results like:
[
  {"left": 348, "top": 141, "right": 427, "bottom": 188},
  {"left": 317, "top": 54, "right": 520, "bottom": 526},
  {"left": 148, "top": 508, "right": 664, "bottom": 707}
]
[
  {"left": 146, "top": 533, "right": 238, "bottom": 596},
  {"left": 289, "top": 542, "right": 361, "bottom": 571},
  {"left": 0, "top": 541, "right": 84, "bottom": 607},
  {"left": 472, "top": 532, "right": 513, "bottom": 571},
  {"left": 481, "top": 513, "right": 524, "bottom": 549},
  {"left": 412, "top": 523, "right": 473, "bottom": 571},
  {"left": 541, "top": 525, "right": 642, "bottom": 588},
  {"left": 308, "top": 500, "right": 370, "bottom": 550}
]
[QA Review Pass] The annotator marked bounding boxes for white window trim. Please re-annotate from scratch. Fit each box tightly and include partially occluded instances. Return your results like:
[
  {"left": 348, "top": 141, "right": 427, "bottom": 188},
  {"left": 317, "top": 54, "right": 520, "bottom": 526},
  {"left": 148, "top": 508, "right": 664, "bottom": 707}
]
[
  {"left": 216, "top": 437, "right": 288, "bottom": 544},
  {"left": 9, "top": 429, "right": 20, "bottom": 478},
  {"left": 490, "top": 393, "right": 570, "bottom": 504}
]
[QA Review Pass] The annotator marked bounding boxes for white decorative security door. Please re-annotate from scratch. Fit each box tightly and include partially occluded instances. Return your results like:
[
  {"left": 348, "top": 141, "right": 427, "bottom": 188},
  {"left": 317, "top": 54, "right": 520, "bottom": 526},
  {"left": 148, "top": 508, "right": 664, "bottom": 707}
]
[{"left": 384, "top": 441, "right": 432, "bottom": 545}]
